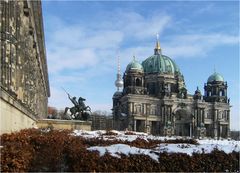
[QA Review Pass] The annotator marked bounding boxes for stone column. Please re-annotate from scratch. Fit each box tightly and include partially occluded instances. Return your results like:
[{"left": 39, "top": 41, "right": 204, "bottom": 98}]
[
  {"left": 170, "top": 106, "right": 172, "bottom": 122},
  {"left": 166, "top": 106, "right": 169, "bottom": 123},
  {"left": 190, "top": 122, "right": 192, "bottom": 138},
  {"left": 213, "top": 109, "right": 218, "bottom": 139},
  {"left": 216, "top": 87, "right": 219, "bottom": 96},
  {"left": 227, "top": 110, "right": 230, "bottom": 137},
  {"left": 194, "top": 109, "right": 197, "bottom": 128},
  {"left": 219, "top": 125, "right": 222, "bottom": 139},
  {"left": 164, "top": 106, "right": 166, "bottom": 124},
  {"left": 161, "top": 106, "right": 164, "bottom": 121},
  {"left": 196, "top": 108, "right": 199, "bottom": 126},
  {"left": 128, "top": 102, "right": 131, "bottom": 115},
  {"left": 202, "top": 109, "right": 205, "bottom": 123},
  {"left": 134, "top": 119, "right": 136, "bottom": 131}
]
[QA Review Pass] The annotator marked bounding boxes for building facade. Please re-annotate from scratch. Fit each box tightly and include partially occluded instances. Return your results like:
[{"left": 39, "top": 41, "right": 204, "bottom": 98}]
[
  {"left": 0, "top": 0, "right": 50, "bottom": 134},
  {"left": 113, "top": 38, "right": 230, "bottom": 139}
]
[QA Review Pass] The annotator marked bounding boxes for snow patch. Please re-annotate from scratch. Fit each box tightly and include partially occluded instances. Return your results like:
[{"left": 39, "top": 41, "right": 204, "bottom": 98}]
[
  {"left": 74, "top": 130, "right": 240, "bottom": 157},
  {"left": 87, "top": 144, "right": 159, "bottom": 161}
]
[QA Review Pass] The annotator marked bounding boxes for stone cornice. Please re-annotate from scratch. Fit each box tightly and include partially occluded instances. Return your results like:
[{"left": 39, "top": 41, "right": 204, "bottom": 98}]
[{"left": 27, "top": 0, "right": 50, "bottom": 97}]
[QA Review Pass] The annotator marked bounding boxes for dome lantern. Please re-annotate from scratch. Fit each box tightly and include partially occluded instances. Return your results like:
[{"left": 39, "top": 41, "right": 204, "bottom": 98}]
[
  {"left": 154, "top": 33, "right": 162, "bottom": 55},
  {"left": 142, "top": 36, "right": 180, "bottom": 74}
]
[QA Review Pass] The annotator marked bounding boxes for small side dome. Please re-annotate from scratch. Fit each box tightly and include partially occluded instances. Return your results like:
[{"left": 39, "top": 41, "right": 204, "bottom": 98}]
[
  {"left": 194, "top": 86, "right": 201, "bottom": 95},
  {"left": 207, "top": 72, "right": 224, "bottom": 83},
  {"left": 126, "top": 58, "right": 143, "bottom": 73}
]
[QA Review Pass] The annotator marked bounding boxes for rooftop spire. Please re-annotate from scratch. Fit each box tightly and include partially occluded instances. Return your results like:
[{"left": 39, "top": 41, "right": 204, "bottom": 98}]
[
  {"left": 115, "top": 53, "right": 123, "bottom": 91},
  {"left": 154, "top": 33, "right": 162, "bottom": 55},
  {"left": 156, "top": 33, "right": 161, "bottom": 49}
]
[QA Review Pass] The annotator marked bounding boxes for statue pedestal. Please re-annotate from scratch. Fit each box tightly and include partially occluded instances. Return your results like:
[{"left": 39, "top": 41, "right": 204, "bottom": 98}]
[{"left": 37, "top": 119, "right": 92, "bottom": 131}]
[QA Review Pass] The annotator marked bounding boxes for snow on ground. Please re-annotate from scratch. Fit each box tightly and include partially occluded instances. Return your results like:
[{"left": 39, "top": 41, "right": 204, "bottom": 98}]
[
  {"left": 87, "top": 144, "right": 159, "bottom": 161},
  {"left": 158, "top": 142, "right": 240, "bottom": 156},
  {"left": 74, "top": 130, "right": 240, "bottom": 161},
  {"left": 73, "top": 129, "right": 177, "bottom": 142}
]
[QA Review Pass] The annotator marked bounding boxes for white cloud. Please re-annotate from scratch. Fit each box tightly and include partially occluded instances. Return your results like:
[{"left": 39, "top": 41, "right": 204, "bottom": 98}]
[
  {"left": 194, "top": 3, "right": 214, "bottom": 15},
  {"left": 113, "top": 11, "right": 172, "bottom": 39},
  {"left": 47, "top": 48, "right": 98, "bottom": 73},
  {"left": 164, "top": 34, "right": 238, "bottom": 59},
  {"left": 50, "top": 74, "right": 85, "bottom": 85}
]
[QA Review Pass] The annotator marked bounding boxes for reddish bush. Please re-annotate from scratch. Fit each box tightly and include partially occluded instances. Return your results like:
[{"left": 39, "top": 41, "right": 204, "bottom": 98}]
[
  {"left": 124, "top": 131, "right": 137, "bottom": 135},
  {"left": 102, "top": 129, "right": 118, "bottom": 136},
  {"left": 0, "top": 129, "right": 37, "bottom": 172},
  {"left": 1, "top": 129, "right": 239, "bottom": 172},
  {"left": 164, "top": 138, "right": 199, "bottom": 145}
]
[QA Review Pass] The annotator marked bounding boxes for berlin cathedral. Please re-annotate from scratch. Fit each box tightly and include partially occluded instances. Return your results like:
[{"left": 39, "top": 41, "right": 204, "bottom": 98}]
[{"left": 113, "top": 37, "right": 230, "bottom": 139}]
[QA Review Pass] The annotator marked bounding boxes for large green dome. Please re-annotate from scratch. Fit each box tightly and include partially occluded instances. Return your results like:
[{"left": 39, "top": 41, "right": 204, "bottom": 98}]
[
  {"left": 126, "top": 58, "right": 143, "bottom": 72},
  {"left": 142, "top": 54, "right": 180, "bottom": 74},
  {"left": 207, "top": 72, "right": 224, "bottom": 83}
]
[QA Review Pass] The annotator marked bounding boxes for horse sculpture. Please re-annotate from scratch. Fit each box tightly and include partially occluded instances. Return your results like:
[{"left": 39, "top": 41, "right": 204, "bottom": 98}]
[{"left": 63, "top": 94, "right": 91, "bottom": 121}]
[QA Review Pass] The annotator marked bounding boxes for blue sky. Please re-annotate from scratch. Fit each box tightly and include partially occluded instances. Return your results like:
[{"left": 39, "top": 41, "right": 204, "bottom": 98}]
[{"left": 42, "top": 1, "right": 239, "bottom": 130}]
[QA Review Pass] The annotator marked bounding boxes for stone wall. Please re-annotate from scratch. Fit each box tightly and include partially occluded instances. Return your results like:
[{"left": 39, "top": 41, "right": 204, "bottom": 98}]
[
  {"left": 37, "top": 119, "right": 92, "bottom": 131},
  {"left": 0, "top": 0, "right": 50, "bottom": 134},
  {"left": 0, "top": 92, "right": 37, "bottom": 134}
]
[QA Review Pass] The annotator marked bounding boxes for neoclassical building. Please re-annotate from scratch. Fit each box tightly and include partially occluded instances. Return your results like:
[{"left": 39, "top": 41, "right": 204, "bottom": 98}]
[
  {"left": 113, "top": 38, "right": 230, "bottom": 138},
  {"left": 0, "top": 0, "right": 50, "bottom": 133}
]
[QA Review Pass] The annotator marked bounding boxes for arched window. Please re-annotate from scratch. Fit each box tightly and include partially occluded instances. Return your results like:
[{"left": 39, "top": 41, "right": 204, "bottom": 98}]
[
  {"left": 221, "top": 90, "right": 225, "bottom": 96},
  {"left": 135, "top": 104, "right": 141, "bottom": 114},
  {"left": 150, "top": 106, "right": 156, "bottom": 115},
  {"left": 219, "top": 90, "right": 223, "bottom": 96},
  {"left": 209, "top": 91, "right": 211, "bottom": 96},
  {"left": 136, "top": 78, "right": 141, "bottom": 86}
]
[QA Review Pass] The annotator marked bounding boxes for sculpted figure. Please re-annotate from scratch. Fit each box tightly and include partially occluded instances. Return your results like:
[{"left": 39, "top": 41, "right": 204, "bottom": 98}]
[
  {"left": 68, "top": 94, "right": 78, "bottom": 107},
  {"left": 62, "top": 90, "right": 91, "bottom": 120}
]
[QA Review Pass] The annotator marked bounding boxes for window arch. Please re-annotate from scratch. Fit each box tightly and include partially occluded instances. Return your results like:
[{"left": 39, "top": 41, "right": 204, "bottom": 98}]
[{"left": 136, "top": 78, "right": 141, "bottom": 86}]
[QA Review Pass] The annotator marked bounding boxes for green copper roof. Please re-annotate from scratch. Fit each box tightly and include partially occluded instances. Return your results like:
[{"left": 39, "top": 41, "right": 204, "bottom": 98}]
[
  {"left": 142, "top": 54, "right": 180, "bottom": 74},
  {"left": 207, "top": 72, "right": 224, "bottom": 83},
  {"left": 126, "top": 59, "right": 143, "bottom": 72}
]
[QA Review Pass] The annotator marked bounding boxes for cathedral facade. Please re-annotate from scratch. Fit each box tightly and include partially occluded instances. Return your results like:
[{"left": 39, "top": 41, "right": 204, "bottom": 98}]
[
  {"left": 113, "top": 38, "right": 230, "bottom": 139},
  {"left": 0, "top": 0, "right": 50, "bottom": 133}
]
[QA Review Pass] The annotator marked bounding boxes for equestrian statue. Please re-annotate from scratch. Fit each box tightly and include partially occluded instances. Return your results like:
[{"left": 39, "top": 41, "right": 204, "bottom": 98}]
[{"left": 62, "top": 88, "right": 91, "bottom": 121}]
